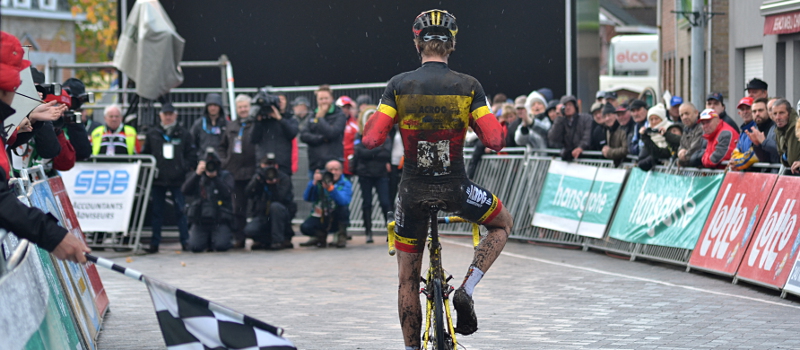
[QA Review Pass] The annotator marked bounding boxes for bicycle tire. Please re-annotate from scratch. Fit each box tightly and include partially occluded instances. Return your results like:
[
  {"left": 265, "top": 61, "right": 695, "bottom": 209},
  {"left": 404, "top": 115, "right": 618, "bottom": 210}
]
[{"left": 431, "top": 278, "right": 452, "bottom": 350}]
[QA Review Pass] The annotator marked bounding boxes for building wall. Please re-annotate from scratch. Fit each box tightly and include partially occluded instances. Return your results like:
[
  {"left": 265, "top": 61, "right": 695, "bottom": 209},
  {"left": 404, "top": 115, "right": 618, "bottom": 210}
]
[
  {"left": 1, "top": 15, "right": 76, "bottom": 81},
  {"left": 708, "top": 0, "right": 729, "bottom": 98}
]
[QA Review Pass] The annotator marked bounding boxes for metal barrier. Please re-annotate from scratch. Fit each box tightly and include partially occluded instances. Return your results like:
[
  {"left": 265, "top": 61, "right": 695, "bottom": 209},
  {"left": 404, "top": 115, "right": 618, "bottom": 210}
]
[{"left": 79, "top": 155, "right": 157, "bottom": 253}]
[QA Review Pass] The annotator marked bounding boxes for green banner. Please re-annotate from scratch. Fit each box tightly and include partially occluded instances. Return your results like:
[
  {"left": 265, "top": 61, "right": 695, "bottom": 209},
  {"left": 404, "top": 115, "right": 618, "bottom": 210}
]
[
  {"left": 532, "top": 161, "right": 598, "bottom": 234},
  {"left": 576, "top": 167, "right": 627, "bottom": 239},
  {"left": 608, "top": 168, "right": 724, "bottom": 249}
]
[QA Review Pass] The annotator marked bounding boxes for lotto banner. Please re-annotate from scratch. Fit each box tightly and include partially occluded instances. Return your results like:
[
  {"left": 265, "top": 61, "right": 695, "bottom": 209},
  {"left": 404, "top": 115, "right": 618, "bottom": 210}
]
[
  {"left": 688, "top": 172, "right": 777, "bottom": 276},
  {"left": 49, "top": 176, "right": 110, "bottom": 318},
  {"left": 736, "top": 176, "right": 800, "bottom": 289},
  {"left": 607, "top": 168, "right": 724, "bottom": 249},
  {"left": 575, "top": 167, "right": 626, "bottom": 239},
  {"left": 532, "top": 161, "right": 598, "bottom": 234},
  {"left": 59, "top": 161, "right": 141, "bottom": 233}
]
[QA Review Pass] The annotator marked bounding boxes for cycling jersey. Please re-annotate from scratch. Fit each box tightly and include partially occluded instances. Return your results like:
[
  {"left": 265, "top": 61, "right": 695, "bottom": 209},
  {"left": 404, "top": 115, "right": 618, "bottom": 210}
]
[{"left": 363, "top": 61, "right": 505, "bottom": 253}]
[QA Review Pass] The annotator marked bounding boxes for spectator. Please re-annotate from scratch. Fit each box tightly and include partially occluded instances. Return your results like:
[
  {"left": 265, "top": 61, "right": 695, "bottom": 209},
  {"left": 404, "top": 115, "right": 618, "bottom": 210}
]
[
  {"left": 628, "top": 99, "right": 649, "bottom": 156},
  {"left": 91, "top": 104, "right": 138, "bottom": 155},
  {"left": 525, "top": 91, "right": 547, "bottom": 117},
  {"left": 182, "top": 149, "right": 235, "bottom": 252},
  {"left": 352, "top": 131, "right": 392, "bottom": 244},
  {"left": 616, "top": 103, "right": 635, "bottom": 137},
  {"left": 468, "top": 104, "right": 517, "bottom": 179},
  {"left": 668, "top": 96, "right": 683, "bottom": 125},
  {"left": 0, "top": 31, "right": 90, "bottom": 263},
  {"left": 538, "top": 87, "right": 554, "bottom": 102},
  {"left": 768, "top": 97, "right": 780, "bottom": 120},
  {"left": 699, "top": 108, "right": 739, "bottom": 169},
  {"left": 771, "top": 99, "right": 800, "bottom": 173},
  {"left": 604, "top": 91, "right": 618, "bottom": 108},
  {"left": 292, "top": 96, "right": 313, "bottom": 133},
  {"left": 589, "top": 101, "right": 605, "bottom": 150},
  {"left": 300, "top": 85, "right": 348, "bottom": 178},
  {"left": 59, "top": 78, "right": 93, "bottom": 161},
  {"left": 356, "top": 95, "right": 377, "bottom": 131},
  {"left": 491, "top": 93, "right": 507, "bottom": 115},
  {"left": 638, "top": 104, "right": 680, "bottom": 171},
  {"left": 249, "top": 94, "right": 298, "bottom": 177},
  {"left": 338, "top": 96, "right": 359, "bottom": 179},
  {"left": 548, "top": 95, "right": 592, "bottom": 160},
  {"left": 141, "top": 102, "right": 196, "bottom": 253},
  {"left": 746, "top": 78, "right": 769, "bottom": 100},
  {"left": 299, "top": 160, "right": 352, "bottom": 248},
  {"left": 515, "top": 92, "right": 550, "bottom": 149},
  {"left": 746, "top": 98, "right": 780, "bottom": 164},
  {"left": 677, "top": 102, "right": 706, "bottom": 167},
  {"left": 190, "top": 93, "right": 228, "bottom": 160},
  {"left": 244, "top": 154, "right": 294, "bottom": 250},
  {"left": 217, "top": 94, "right": 259, "bottom": 248},
  {"left": 600, "top": 103, "right": 627, "bottom": 166},
  {"left": 705, "top": 93, "right": 741, "bottom": 133},
  {"left": 730, "top": 97, "right": 759, "bottom": 171},
  {"left": 595, "top": 90, "right": 606, "bottom": 105},
  {"left": 11, "top": 91, "right": 67, "bottom": 174},
  {"left": 277, "top": 94, "right": 288, "bottom": 114}
]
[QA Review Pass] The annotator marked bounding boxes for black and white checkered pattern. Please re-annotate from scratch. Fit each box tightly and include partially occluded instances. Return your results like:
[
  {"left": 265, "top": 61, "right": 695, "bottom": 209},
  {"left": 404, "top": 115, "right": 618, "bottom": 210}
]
[{"left": 145, "top": 277, "right": 296, "bottom": 350}]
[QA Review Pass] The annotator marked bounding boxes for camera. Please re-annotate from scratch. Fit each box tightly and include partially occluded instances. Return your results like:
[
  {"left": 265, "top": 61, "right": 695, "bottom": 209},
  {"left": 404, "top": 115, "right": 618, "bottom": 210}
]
[
  {"left": 249, "top": 89, "right": 281, "bottom": 119},
  {"left": 321, "top": 171, "right": 335, "bottom": 185},
  {"left": 35, "top": 83, "right": 61, "bottom": 99},
  {"left": 257, "top": 166, "right": 279, "bottom": 181},
  {"left": 62, "top": 110, "right": 82, "bottom": 124},
  {"left": 644, "top": 127, "right": 659, "bottom": 134},
  {"left": 70, "top": 92, "right": 95, "bottom": 110},
  {"left": 203, "top": 147, "right": 221, "bottom": 173}
]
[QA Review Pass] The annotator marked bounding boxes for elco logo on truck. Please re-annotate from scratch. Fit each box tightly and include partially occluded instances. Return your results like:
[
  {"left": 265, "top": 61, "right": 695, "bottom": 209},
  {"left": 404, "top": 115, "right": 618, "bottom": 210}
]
[{"left": 74, "top": 170, "right": 130, "bottom": 195}]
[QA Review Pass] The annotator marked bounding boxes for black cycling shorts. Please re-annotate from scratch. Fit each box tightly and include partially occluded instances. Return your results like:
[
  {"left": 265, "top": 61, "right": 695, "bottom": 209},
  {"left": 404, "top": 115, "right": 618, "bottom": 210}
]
[{"left": 393, "top": 178, "right": 503, "bottom": 253}]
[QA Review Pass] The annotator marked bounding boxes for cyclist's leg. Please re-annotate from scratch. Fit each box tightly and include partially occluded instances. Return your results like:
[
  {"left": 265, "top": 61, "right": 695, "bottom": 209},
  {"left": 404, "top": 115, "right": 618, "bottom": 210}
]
[{"left": 397, "top": 250, "right": 423, "bottom": 348}]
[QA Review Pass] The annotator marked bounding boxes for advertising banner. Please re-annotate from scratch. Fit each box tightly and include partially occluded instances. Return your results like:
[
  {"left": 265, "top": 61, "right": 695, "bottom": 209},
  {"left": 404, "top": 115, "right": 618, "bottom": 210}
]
[
  {"left": 59, "top": 161, "right": 140, "bottom": 233},
  {"left": 49, "top": 176, "right": 109, "bottom": 318},
  {"left": 737, "top": 176, "right": 800, "bottom": 289},
  {"left": 688, "top": 172, "right": 777, "bottom": 275},
  {"left": 532, "top": 161, "right": 598, "bottom": 234},
  {"left": 607, "top": 168, "right": 724, "bottom": 249},
  {"left": 782, "top": 255, "right": 800, "bottom": 296},
  {"left": 28, "top": 179, "right": 100, "bottom": 350},
  {"left": 575, "top": 167, "right": 626, "bottom": 239}
]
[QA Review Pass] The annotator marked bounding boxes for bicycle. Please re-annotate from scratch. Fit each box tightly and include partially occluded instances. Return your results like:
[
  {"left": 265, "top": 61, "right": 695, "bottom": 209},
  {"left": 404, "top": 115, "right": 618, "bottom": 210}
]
[{"left": 387, "top": 200, "right": 481, "bottom": 350}]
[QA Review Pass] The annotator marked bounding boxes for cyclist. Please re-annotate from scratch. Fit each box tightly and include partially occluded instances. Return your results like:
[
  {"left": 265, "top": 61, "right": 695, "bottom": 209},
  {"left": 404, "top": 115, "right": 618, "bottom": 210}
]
[{"left": 362, "top": 9, "right": 514, "bottom": 349}]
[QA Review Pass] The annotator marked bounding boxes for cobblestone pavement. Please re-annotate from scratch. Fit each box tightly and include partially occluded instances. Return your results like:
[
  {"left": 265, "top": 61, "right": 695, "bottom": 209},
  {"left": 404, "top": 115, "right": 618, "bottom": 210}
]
[{"left": 95, "top": 233, "right": 800, "bottom": 350}]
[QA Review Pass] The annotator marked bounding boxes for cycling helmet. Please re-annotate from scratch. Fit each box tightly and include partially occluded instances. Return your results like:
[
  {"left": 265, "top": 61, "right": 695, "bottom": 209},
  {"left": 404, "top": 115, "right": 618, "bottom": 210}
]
[{"left": 412, "top": 9, "right": 458, "bottom": 42}]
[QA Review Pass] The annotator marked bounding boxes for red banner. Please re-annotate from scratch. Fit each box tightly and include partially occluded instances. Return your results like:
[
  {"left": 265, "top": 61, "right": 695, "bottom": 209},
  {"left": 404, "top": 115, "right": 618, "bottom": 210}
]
[
  {"left": 49, "top": 177, "right": 110, "bottom": 317},
  {"left": 764, "top": 10, "right": 800, "bottom": 35},
  {"left": 689, "top": 172, "right": 777, "bottom": 275},
  {"left": 737, "top": 176, "right": 800, "bottom": 289}
]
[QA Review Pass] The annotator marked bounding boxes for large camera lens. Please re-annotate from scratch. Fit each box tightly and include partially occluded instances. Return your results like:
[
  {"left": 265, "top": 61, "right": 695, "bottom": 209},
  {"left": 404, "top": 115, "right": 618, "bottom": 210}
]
[
  {"left": 322, "top": 171, "right": 335, "bottom": 184},
  {"left": 205, "top": 161, "right": 218, "bottom": 173},
  {"left": 264, "top": 167, "right": 278, "bottom": 181}
]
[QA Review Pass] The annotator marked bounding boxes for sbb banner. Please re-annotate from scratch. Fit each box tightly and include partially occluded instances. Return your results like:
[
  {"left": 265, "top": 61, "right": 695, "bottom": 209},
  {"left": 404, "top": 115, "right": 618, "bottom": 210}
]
[
  {"left": 737, "top": 176, "right": 800, "bottom": 289},
  {"left": 688, "top": 172, "right": 777, "bottom": 276},
  {"left": 60, "top": 161, "right": 141, "bottom": 233},
  {"left": 532, "top": 161, "right": 625, "bottom": 238},
  {"left": 607, "top": 168, "right": 723, "bottom": 249}
]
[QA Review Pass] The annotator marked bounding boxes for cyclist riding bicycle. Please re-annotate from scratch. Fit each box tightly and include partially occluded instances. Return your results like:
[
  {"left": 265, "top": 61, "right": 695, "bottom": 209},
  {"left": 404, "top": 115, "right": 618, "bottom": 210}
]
[{"left": 362, "top": 9, "right": 514, "bottom": 350}]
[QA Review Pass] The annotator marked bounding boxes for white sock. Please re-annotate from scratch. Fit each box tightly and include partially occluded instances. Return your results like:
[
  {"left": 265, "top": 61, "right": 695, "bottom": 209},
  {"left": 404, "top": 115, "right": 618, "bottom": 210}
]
[{"left": 461, "top": 266, "right": 484, "bottom": 297}]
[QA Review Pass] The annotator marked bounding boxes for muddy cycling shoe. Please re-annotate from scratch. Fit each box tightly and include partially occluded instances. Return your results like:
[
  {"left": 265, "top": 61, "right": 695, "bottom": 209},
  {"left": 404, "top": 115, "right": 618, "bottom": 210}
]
[{"left": 453, "top": 288, "right": 478, "bottom": 335}]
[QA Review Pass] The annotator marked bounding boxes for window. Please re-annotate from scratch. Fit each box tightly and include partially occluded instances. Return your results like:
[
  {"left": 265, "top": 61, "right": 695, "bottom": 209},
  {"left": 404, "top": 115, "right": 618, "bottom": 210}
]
[
  {"left": 38, "top": 0, "right": 56, "bottom": 11},
  {"left": 744, "top": 46, "right": 764, "bottom": 82},
  {"left": 12, "top": 0, "right": 31, "bottom": 9}
]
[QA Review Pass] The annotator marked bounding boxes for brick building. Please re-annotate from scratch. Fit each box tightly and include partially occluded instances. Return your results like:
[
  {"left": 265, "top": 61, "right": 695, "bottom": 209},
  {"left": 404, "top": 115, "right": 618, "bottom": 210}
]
[{"left": 1, "top": 0, "right": 84, "bottom": 80}]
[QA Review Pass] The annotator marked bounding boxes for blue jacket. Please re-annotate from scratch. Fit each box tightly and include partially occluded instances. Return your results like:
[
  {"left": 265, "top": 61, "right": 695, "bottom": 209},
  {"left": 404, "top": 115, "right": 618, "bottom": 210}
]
[{"left": 303, "top": 176, "right": 352, "bottom": 207}]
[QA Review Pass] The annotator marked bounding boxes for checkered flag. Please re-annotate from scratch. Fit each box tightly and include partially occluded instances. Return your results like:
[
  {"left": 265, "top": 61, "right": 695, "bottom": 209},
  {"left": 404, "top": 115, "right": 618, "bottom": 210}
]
[
  {"left": 145, "top": 277, "right": 296, "bottom": 350},
  {"left": 86, "top": 254, "right": 296, "bottom": 350}
]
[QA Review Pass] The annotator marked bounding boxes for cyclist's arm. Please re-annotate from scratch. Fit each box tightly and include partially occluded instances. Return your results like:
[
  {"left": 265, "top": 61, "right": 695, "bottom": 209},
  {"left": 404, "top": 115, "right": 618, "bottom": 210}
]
[
  {"left": 469, "top": 82, "right": 505, "bottom": 151},
  {"left": 363, "top": 81, "right": 398, "bottom": 149}
]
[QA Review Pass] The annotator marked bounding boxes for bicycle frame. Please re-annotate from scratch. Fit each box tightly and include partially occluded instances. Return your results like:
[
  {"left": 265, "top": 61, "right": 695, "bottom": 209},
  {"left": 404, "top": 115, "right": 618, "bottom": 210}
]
[{"left": 387, "top": 214, "right": 480, "bottom": 350}]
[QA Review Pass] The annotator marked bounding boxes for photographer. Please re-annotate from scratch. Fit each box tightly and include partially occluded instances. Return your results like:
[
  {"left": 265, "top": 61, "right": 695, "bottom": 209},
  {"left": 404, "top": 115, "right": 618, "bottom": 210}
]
[
  {"left": 190, "top": 93, "right": 227, "bottom": 160},
  {"left": 182, "top": 149, "right": 235, "bottom": 252},
  {"left": 249, "top": 90, "right": 298, "bottom": 176},
  {"left": 59, "top": 78, "right": 93, "bottom": 161},
  {"left": 0, "top": 31, "right": 90, "bottom": 262},
  {"left": 244, "top": 154, "right": 294, "bottom": 250},
  {"left": 141, "top": 103, "right": 196, "bottom": 253},
  {"left": 299, "top": 160, "right": 352, "bottom": 248}
]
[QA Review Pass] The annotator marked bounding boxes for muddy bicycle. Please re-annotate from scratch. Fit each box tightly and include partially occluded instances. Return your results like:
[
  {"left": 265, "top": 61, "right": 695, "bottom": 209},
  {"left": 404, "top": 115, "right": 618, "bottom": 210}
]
[{"left": 387, "top": 201, "right": 481, "bottom": 350}]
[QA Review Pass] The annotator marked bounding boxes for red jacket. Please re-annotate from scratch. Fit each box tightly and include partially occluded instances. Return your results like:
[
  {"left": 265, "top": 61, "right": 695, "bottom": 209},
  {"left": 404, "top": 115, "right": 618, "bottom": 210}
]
[{"left": 701, "top": 120, "right": 739, "bottom": 169}]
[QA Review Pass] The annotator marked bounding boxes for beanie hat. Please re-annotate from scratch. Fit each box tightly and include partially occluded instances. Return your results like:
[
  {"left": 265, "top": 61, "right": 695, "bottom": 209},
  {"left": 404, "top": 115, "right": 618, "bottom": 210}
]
[
  {"left": 525, "top": 91, "right": 546, "bottom": 112},
  {"left": 647, "top": 104, "right": 667, "bottom": 122},
  {"left": 205, "top": 93, "right": 223, "bottom": 107},
  {"left": 0, "top": 31, "right": 31, "bottom": 92}
]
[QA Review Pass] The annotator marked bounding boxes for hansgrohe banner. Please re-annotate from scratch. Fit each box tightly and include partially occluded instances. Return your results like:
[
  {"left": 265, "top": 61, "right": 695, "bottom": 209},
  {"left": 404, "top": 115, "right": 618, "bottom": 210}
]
[
  {"left": 607, "top": 168, "right": 724, "bottom": 249},
  {"left": 532, "top": 161, "right": 625, "bottom": 238}
]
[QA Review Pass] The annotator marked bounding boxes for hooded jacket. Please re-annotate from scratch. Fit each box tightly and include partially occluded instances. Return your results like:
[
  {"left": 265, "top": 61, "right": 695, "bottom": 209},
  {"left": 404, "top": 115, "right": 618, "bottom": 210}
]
[
  {"left": 547, "top": 110, "right": 592, "bottom": 153},
  {"left": 191, "top": 94, "right": 228, "bottom": 159},
  {"left": 702, "top": 119, "right": 739, "bottom": 169},
  {"left": 300, "top": 105, "right": 348, "bottom": 171},
  {"left": 777, "top": 110, "right": 800, "bottom": 167}
]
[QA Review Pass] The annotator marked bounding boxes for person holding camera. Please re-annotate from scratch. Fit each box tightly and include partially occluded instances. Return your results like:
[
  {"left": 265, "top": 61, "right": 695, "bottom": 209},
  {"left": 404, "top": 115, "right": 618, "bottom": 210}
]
[
  {"left": 299, "top": 160, "right": 352, "bottom": 248},
  {"left": 59, "top": 78, "right": 93, "bottom": 161},
  {"left": 244, "top": 154, "right": 294, "bottom": 250},
  {"left": 182, "top": 149, "right": 235, "bottom": 252},
  {"left": 141, "top": 102, "right": 197, "bottom": 253},
  {"left": 249, "top": 91, "right": 298, "bottom": 177},
  {"left": 637, "top": 104, "right": 682, "bottom": 171},
  {"left": 217, "top": 94, "right": 259, "bottom": 248},
  {"left": 0, "top": 31, "right": 90, "bottom": 263},
  {"left": 300, "top": 85, "right": 348, "bottom": 179}
]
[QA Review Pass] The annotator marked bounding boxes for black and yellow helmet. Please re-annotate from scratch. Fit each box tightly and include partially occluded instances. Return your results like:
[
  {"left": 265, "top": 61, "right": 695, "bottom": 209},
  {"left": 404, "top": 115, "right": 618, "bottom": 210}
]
[{"left": 412, "top": 9, "right": 458, "bottom": 42}]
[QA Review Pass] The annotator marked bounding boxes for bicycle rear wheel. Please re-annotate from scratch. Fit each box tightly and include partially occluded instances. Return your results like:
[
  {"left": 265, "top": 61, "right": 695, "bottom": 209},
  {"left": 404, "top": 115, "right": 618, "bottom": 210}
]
[{"left": 431, "top": 278, "right": 453, "bottom": 350}]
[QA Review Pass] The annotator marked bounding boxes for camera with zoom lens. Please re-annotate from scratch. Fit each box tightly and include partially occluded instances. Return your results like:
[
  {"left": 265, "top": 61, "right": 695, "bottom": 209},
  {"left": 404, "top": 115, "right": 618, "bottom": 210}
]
[
  {"left": 35, "top": 83, "right": 61, "bottom": 99},
  {"left": 203, "top": 148, "right": 221, "bottom": 174},
  {"left": 321, "top": 171, "right": 335, "bottom": 185},
  {"left": 70, "top": 92, "right": 95, "bottom": 110},
  {"left": 644, "top": 127, "right": 659, "bottom": 134},
  {"left": 257, "top": 166, "right": 279, "bottom": 181},
  {"left": 249, "top": 89, "right": 281, "bottom": 119},
  {"left": 62, "top": 110, "right": 81, "bottom": 124}
]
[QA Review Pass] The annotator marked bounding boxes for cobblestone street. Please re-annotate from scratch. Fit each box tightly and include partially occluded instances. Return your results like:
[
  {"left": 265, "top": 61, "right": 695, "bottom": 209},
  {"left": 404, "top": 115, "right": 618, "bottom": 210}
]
[{"left": 96, "top": 234, "right": 800, "bottom": 350}]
